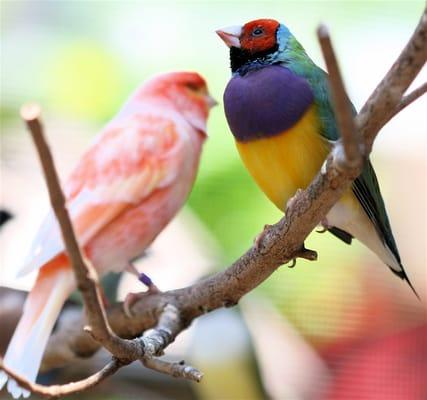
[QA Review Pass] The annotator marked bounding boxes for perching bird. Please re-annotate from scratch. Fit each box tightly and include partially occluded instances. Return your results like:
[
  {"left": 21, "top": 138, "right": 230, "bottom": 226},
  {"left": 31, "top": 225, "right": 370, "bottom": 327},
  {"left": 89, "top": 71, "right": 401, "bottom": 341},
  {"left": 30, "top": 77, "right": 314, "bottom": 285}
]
[
  {"left": 217, "top": 19, "right": 417, "bottom": 296},
  {"left": 0, "top": 71, "right": 216, "bottom": 398}
]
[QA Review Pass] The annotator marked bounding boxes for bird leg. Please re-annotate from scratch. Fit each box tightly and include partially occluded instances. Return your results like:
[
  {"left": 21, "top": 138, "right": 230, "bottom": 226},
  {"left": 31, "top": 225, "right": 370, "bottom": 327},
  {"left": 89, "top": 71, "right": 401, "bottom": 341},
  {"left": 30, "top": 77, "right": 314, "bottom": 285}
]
[
  {"left": 123, "top": 263, "right": 160, "bottom": 317},
  {"left": 316, "top": 218, "right": 330, "bottom": 233},
  {"left": 287, "top": 245, "right": 318, "bottom": 268}
]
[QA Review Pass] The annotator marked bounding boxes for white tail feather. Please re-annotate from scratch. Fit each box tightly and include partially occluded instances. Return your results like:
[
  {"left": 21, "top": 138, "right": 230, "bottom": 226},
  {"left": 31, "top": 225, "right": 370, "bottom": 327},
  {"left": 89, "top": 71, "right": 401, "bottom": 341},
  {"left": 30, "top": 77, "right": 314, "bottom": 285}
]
[
  {"left": 16, "top": 211, "right": 63, "bottom": 278},
  {"left": 1, "top": 266, "right": 74, "bottom": 398}
]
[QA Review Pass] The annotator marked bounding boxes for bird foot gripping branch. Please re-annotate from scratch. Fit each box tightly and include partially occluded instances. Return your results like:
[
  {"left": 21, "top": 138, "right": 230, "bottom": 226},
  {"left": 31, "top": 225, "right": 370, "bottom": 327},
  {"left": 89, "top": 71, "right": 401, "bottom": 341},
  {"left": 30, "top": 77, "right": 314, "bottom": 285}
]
[
  {"left": 287, "top": 246, "right": 318, "bottom": 268},
  {"left": 253, "top": 224, "right": 273, "bottom": 250},
  {"left": 123, "top": 264, "right": 160, "bottom": 318},
  {"left": 316, "top": 219, "right": 329, "bottom": 233}
]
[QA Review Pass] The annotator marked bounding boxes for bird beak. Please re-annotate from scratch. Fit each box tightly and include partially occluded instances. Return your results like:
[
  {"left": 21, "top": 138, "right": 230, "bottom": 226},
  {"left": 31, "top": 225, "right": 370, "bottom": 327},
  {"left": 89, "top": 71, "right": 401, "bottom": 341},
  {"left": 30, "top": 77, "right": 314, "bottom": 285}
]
[
  {"left": 206, "top": 94, "right": 218, "bottom": 109},
  {"left": 216, "top": 25, "right": 242, "bottom": 48}
]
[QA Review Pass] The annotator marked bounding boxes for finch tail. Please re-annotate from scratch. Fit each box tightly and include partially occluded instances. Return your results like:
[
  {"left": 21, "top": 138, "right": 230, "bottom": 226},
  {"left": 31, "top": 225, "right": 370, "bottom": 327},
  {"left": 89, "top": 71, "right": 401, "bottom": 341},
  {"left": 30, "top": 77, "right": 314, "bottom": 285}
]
[
  {"left": 0, "top": 254, "right": 75, "bottom": 398},
  {"left": 391, "top": 262, "right": 420, "bottom": 300}
]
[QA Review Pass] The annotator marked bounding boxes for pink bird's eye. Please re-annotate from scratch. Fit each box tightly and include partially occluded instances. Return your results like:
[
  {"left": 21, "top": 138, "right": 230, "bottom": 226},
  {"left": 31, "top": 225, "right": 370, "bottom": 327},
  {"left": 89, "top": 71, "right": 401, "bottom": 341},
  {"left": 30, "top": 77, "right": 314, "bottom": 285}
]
[
  {"left": 185, "top": 82, "right": 208, "bottom": 96},
  {"left": 186, "top": 82, "right": 201, "bottom": 92}
]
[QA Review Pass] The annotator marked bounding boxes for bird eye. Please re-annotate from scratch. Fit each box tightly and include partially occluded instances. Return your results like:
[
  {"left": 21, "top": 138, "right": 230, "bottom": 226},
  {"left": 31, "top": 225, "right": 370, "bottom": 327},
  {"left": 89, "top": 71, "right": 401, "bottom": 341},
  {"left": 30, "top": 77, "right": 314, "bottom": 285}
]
[
  {"left": 252, "top": 27, "right": 264, "bottom": 37},
  {"left": 186, "top": 83, "right": 200, "bottom": 92}
]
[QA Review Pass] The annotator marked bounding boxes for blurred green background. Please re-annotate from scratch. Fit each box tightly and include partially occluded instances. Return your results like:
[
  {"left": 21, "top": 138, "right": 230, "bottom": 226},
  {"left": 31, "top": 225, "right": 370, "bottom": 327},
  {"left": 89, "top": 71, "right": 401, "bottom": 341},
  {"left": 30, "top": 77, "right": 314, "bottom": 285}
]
[{"left": 1, "top": 1, "right": 426, "bottom": 399}]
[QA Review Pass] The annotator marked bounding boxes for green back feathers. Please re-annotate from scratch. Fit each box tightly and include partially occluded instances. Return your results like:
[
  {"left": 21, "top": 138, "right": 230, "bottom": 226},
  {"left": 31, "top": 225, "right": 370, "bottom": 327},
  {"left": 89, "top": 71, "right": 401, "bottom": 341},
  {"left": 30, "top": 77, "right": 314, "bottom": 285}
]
[{"left": 281, "top": 30, "right": 405, "bottom": 273}]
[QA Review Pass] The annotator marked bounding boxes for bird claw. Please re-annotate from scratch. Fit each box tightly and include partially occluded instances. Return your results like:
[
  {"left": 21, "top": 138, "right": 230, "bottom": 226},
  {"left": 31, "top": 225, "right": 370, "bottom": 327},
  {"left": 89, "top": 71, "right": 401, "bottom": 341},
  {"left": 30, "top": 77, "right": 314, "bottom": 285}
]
[
  {"left": 316, "top": 218, "right": 329, "bottom": 233},
  {"left": 286, "top": 244, "right": 317, "bottom": 268},
  {"left": 123, "top": 266, "right": 160, "bottom": 318},
  {"left": 123, "top": 292, "right": 144, "bottom": 318},
  {"left": 286, "top": 189, "right": 303, "bottom": 212},
  {"left": 254, "top": 224, "right": 272, "bottom": 249},
  {"left": 123, "top": 285, "right": 159, "bottom": 318}
]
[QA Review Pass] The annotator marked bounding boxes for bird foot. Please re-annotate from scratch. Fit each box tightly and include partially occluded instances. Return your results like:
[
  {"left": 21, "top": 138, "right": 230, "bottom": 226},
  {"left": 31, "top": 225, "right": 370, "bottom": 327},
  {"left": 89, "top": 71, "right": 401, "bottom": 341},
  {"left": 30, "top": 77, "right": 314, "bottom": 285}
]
[
  {"left": 286, "top": 189, "right": 303, "bottom": 212},
  {"left": 316, "top": 218, "right": 330, "bottom": 233},
  {"left": 123, "top": 280, "right": 160, "bottom": 318},
  {"left": 123, "top": 264, "right": 160, "bottom": 317},
  {"left": 287, "top": 245, "right": 318, "bottom": 268},
  {"left": 254, "top": 224, "right": 272, "bottom": 249}
]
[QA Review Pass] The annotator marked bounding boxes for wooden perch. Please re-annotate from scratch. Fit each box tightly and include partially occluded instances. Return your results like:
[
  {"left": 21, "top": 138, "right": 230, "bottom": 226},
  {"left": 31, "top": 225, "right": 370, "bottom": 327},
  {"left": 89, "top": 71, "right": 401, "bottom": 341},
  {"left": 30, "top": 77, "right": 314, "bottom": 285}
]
[
  {"left": 317, "top": 24, "right": 361, "bottom": 168},
  {"left": 1, "top": 7, "right": 426, "bottom": 398},
  {"left": 0, "top": 357, "right": 124, "bottom": 398}
]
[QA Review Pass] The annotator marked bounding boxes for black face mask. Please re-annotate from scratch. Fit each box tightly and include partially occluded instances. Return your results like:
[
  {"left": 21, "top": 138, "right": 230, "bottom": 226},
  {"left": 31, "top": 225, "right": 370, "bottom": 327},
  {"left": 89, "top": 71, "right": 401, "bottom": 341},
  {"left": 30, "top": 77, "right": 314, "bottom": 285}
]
[{"left": 229, "top": 44, "right": 279, "bottom": 75}]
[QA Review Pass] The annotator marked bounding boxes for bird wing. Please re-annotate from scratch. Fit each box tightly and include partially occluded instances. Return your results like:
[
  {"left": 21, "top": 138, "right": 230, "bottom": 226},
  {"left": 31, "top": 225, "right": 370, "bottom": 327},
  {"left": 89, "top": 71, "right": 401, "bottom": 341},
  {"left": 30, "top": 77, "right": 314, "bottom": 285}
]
[
  {"left": 352, "top": 161, "right": 402, "bottom": 268},
  {"left": 305, "top": 66, "right": 402, "bottom": 264},
  {"left": 18, "top": 112, "right": 185, "bottom": 277}
]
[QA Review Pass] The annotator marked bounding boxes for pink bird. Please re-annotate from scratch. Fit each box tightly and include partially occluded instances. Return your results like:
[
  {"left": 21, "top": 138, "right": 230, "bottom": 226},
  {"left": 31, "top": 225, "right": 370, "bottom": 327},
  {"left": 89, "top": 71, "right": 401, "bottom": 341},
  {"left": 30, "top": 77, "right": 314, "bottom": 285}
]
[{"left": 0, "top": 71, "right": 216, "bottom": 398}]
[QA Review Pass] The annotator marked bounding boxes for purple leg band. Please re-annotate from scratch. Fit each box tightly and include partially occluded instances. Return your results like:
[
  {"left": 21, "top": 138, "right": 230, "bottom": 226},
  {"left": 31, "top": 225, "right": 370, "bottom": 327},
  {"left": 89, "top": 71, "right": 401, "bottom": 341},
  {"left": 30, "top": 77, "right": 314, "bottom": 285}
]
[{"left": 138, "top": 273, "right": 153, "bottom": 287}]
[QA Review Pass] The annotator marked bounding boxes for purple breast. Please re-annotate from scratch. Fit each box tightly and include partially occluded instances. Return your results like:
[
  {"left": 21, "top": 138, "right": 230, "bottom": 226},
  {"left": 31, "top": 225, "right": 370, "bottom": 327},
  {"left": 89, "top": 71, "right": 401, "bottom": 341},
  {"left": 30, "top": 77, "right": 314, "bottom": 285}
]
[{"left": 223, "top": 65, "right": 314, "bottom": 142}]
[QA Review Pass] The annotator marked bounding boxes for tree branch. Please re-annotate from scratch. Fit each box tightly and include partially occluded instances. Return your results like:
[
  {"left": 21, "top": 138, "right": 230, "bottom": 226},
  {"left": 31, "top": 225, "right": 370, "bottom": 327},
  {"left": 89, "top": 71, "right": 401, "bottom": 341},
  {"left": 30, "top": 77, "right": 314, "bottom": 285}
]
[
  {"left": 2, "top": 8, "right": 426, "bottom": 398},
  {"left": 0, "top": 357, "right": 125, "bottom": 399},
  {"left": 317, "top": 24, "right": 362, "bottom": 168},
  {"left": 142, "top": 358, "right": 203, "bottom": 382},
  {"left": 20, "top": 104, "right": 140, "bottom": 361},
  {"left": 387, "top": 81, "right": 427, "bottom": 122},
  {"left": 357, "top": 8, "right": 427, "bottom": 152}
]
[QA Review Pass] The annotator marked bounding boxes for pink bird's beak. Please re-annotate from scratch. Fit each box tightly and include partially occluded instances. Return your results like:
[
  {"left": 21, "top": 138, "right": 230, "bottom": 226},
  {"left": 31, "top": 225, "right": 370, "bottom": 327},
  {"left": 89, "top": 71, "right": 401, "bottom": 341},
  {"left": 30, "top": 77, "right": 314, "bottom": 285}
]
[
  {"left": 216, "top": 25, "right": 242, "bottom": 48},
  {"left": 206, "top": 94, "right": 218, "bottom": 109}
]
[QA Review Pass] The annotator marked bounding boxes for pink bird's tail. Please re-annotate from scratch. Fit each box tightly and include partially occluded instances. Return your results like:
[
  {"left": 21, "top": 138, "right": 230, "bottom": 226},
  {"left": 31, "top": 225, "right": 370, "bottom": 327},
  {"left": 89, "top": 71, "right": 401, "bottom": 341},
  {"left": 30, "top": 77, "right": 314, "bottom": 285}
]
[{"left": 0, "top": 255, "right": 75, "bottom": 398}]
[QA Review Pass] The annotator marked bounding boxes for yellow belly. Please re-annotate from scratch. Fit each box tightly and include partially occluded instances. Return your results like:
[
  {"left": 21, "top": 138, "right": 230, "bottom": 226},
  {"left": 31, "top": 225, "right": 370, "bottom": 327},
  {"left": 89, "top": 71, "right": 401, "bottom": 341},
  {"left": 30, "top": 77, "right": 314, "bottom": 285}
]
[{"left": 235, "top": 105, "right": 331, "bottom": 210}]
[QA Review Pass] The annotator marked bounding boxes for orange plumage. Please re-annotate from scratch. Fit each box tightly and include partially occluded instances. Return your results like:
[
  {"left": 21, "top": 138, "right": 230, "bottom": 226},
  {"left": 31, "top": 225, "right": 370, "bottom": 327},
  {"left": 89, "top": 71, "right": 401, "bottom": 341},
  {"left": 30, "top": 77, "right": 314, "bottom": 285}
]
[{"left": 0, "top": 71, "right": 215, "bottom": 398}]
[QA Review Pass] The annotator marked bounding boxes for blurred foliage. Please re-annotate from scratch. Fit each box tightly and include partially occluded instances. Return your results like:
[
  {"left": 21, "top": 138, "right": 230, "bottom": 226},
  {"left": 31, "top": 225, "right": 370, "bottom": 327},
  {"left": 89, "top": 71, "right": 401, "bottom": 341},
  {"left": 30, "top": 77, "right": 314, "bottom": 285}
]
[{"left": 46, "top": 42, "right": 127, "bottom": 119}]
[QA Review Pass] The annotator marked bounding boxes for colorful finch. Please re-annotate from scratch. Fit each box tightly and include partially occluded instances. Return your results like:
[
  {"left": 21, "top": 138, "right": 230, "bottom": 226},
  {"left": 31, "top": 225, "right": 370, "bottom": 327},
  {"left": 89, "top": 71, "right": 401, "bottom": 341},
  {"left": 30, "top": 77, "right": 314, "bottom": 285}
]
[
  {"left": 217, "top": 19, "right": 417, "bottom": 296},
  {"left": 0, "top": 71, "right": 215, "bottom": 398}
]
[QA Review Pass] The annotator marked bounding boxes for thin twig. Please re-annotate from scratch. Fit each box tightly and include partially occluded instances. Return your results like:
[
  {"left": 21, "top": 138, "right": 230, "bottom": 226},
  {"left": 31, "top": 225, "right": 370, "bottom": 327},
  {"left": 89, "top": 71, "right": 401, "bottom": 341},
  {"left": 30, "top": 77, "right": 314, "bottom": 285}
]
[
  {"left": 20, "top": 104, "right": 134, "bottom": 360},
  {"left": 15, "top": 106, "right": 191, "bottom": 395},
  {"left": 317, "top": 24, "right": 362, "bottom": 168},
  {"left": 142, "top": 358, "right": 203, "bottom": 382},
  {"left": 358, "top": 8, "right": 427, "bottom": 152},
  {"left": 387, "top": 81, "right": 427, "bottom": 122},
  {"left": 0, "top": 357, "right": 126, "bottom": 399}
]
